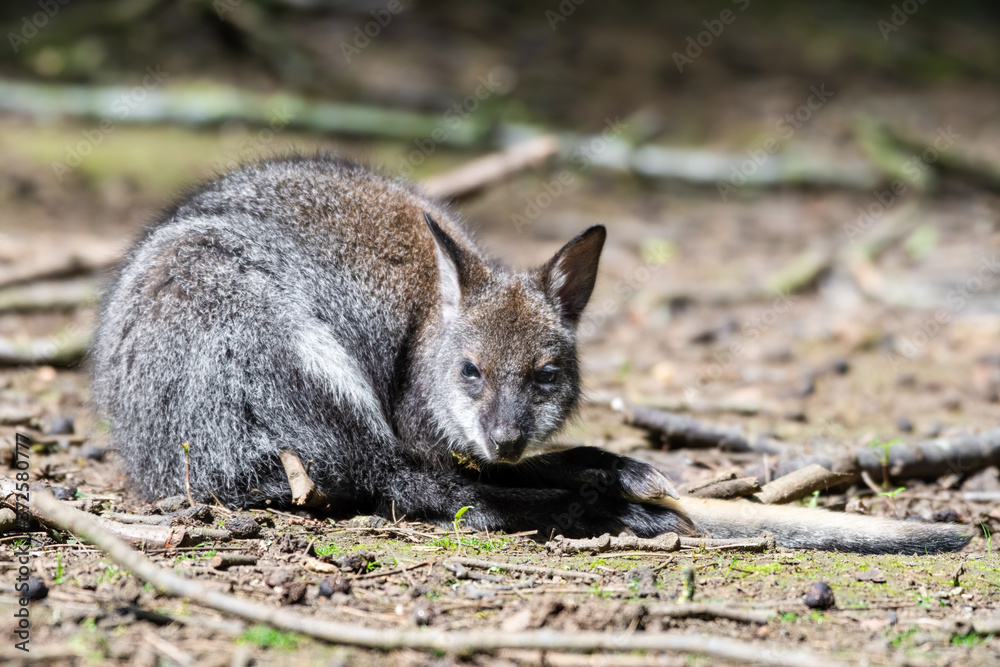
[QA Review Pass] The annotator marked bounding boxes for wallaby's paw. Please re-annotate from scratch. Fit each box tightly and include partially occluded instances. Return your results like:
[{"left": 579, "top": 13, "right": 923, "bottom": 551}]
[{"left": 616, "top": 458, "right": 679, "bottom": 501}]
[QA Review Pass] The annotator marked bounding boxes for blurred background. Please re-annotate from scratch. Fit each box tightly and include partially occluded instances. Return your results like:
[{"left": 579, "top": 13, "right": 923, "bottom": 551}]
[{"left": 1, "top": 0, "right": 999, "bottom": 453}]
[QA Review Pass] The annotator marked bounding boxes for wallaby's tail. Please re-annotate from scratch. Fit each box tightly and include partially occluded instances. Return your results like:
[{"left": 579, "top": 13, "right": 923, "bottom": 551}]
[{"left": 664, "top": 497, "right": 971, "bottom": 554}]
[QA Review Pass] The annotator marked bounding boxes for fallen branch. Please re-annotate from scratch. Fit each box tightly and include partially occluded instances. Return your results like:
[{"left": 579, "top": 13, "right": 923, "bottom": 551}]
[
  {"left": 0, "top": 278, "right": 99, "bottom": 313},
  {"left": 210, "top": 553, "right": 258, "bottom": 570},
  {"left": 421, "top": 135, "right": 559, "bottom": 200},
  {"left": 747, "top": 428, "right": 1000, "bottom": 486},
  {"left": 450, "top": 556, "right": 600, "bottom": 581},
  {"left": 754, "top": 464, "right": 854, "bottom": 505},
  {"left": 682, "top": 472, "right": 761, "bottom": 500},
  {"left": 647, "top": 602, "right": 773, "bottom": 625},
  {"left": 0, "top": 248, "right": 118, "bottom": 290},
  {"left": 279, "top": 449, "right": 326, "bottom": 507},
  {"left": 679, "top": 534, "right": 775, "bottom": 552},
  {"left": 0, "top": 80, "right": 487, "bottom": 146},
  {"left": 0, "top": 329, "right": 91, "bottom": 366},
  {"left": 30, "top": 489, "right": 836, "bottom": 665},
  {"left": 547, "top": 533, "right": 679, "bottom": 555},
  {"left": 611, "top": 398, "right": 786, "bottom": 455}
]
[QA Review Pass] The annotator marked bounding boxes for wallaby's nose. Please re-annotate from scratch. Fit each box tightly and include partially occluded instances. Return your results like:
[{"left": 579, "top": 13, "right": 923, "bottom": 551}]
[{"left": 490, "top": 425, "right": 524, "bottom": 462}]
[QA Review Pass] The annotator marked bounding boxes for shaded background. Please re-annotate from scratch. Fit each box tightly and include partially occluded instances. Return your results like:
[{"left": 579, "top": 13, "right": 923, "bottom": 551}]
[{"left": 1, "top": 0, "right": 1000, "bottom": 470}]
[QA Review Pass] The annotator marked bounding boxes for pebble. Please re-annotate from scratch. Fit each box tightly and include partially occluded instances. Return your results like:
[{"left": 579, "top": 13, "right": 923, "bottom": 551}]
[
  {"left": 78, "top": 444, "right": 107, "bottom": 461},
  {"left": 804, "top": 581, "right": 835, "bottom": 610},
  {"left": 223, "top": 515, "right": 261, "bottom": 539},
  {"left": 409, "top": 600, "right": 436, "bottom": 626},
  {"left": 318, "top": 577, "right": 351, "bottom": 598},
  {"left": 47, "top": 417, "right": 75, "bottom": 435},
  {"left": 24, "top": 578, "right": 48, "bottom": 601},
  {"left": 895, "top": 416, "right": 914, "bottom": 433},
  {"left": 51, "top": 485, "right": 78, "bottom": 501}
]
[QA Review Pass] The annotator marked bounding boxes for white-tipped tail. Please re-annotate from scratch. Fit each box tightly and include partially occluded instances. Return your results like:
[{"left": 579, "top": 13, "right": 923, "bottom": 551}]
[{"left": 660, "top": 497, "right": 970, "bottom": 554}]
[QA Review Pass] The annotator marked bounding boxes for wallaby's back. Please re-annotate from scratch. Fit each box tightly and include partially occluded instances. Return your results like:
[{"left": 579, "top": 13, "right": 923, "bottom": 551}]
[{"left": 92, "top": 157, "right": 465, "bottom": 505}]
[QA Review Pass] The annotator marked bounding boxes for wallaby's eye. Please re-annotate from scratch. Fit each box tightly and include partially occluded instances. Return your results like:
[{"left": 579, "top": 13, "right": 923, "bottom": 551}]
[
  {"left": 460, "top": 360, "right": 481, "bottom": 380},
  {"left": 534, "top": 366, "right": 559, "bottom": 385}
]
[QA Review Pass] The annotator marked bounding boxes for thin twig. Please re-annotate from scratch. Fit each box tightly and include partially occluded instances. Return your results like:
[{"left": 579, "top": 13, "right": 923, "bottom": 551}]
[{"left": 450, "top": 556, "right": 600, "bottom": 581}]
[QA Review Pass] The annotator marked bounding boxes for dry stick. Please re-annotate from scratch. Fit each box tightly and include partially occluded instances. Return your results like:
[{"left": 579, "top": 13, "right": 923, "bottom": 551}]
[
  {"left": 687, "top": 476, "right": 761, "bottom": 500},
  {"left": 751, "top": 427, "right": 1000, "bottom": 486},
  {"left": 0, "top": 278, "right": 99, "bottom": 313},
  {"left": 679, "top": 535, "right": 775, "bottom": 552},
  {"left": 31, "top": 491, "right": 837, "bottom": 666},
  {"left": 547, "top": 533, "right": 679, "bottom": 555},
  {"left": 279, "top": 449, "right": 327, "bottom": 507},
  {"left": 611, "top": 399, "right": 787, "bottom": 455},
  {"left": 210, "top": 553, "right": 258, "bottom": 570},
  {"left": 754, "top": 464, "right": 854, "bottom": 505},
  {"left": 0, "top": 250, "right": 118, "bottom": 291},
  {"left": 448, "top": 556, "right": 600, "bottom": 581},
  {"left": 646, "top": 603, "right": 773, "bottom": 626},
  {"left": 420, "top": 135, "right": 560, "bottom": 200},
  {"left": 0, "top": 329, "right": 91, "bottom": 366}
]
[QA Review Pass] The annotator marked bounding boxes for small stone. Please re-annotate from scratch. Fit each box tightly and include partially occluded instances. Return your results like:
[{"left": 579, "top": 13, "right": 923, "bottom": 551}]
[
  {"left": 51, "top": 485, "right": 78, "bottom": 501},
  {"left": 78, "top": 444, "right": 107, "bottom": 461},
  {"left": 266, "top": 569, "right": 293, "bottom": 588},
  {"left": 154, "top": 495, "right": 188, "bottom": 513},
  {"left": 855, "top": 568, "right": 886, "bottom": 584},
  {"left": 804, "top": 581, "right": 835, "bottom": 610},
  {"left": 409, "top": 600, "right": 435, "bottom": 626},
  {"left": 829, "top": 358, "right": 850, "bottom": 375},
  {"left": 280, "top": 581, "right": 307, "bottom": 605},
  {"left": 895, "top": 416, "right": 914, "bottom": 433},
  {"left": 318, "top": 577, "right": 351, "bottom": 598},
  {"left": 224, "top": 515, "right": 261, "bottom": 539},
  {"left": 923, "top": 422, "right": 943, "bottom": 438},
  {"left": 174, "top": 504, "right": 212, "bottom": 524},
  {"left": 335, "top": 551, "right": 377, "bottom": 574},
  {"left": 47, "top": 417, "right": 75, "bottom": 436},
  {"left": 25, "top": 578, "right": 48, "bottom": 601}
]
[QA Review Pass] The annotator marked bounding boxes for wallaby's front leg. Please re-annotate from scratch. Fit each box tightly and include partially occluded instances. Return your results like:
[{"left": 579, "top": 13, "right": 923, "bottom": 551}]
[
  {"left": 370, "top": 457, "right": 694, "bottom": 539},
  {"left": 476, "top": 447, "right": 678, "bottom": 503}
]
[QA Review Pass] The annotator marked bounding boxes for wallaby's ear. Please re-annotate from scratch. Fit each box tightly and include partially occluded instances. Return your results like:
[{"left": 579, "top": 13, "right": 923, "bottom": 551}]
[
  {"left": 424, "top": 212, "right": 472, "bottom": 311},
  {"left": 541, "top": 224, "right": 606, "bottom": 324}
]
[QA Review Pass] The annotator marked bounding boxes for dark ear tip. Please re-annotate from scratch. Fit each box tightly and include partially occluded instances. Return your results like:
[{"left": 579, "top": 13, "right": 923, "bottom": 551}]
[{"left": 423, "top": 211, "right": 438, "bottom": 230}]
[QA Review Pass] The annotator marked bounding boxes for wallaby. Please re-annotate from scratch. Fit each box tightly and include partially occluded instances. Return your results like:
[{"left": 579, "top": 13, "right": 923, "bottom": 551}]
[{"left": 91, "top": 156, "right": 969, "bottom": 554}]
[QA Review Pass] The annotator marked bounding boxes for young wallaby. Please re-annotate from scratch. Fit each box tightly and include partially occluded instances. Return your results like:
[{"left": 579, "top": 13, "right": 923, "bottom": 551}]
[{"left": 92, "top": 156, "right": 969, "bottom": 554}]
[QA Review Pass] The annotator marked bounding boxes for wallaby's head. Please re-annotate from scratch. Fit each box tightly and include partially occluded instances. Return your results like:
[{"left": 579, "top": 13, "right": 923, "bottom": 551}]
[{"left": 423, "top": 213, "right": 606, "bottom": 464}]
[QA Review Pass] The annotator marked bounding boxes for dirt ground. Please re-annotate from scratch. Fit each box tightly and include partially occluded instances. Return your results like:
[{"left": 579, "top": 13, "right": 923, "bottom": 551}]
[{"left": 2, "top": 2, "right": 1000, "bottom": 665}]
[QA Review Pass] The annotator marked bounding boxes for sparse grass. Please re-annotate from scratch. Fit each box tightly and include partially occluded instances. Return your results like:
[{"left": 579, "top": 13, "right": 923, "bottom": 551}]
[
  {"left": 314, "top": 542, "right": 346, "bottom": 557},
  {"left": 172, "top": 550, "right": 217, "bottom": 564},
  {"left": 238, "top": 625, "right": 300, "bottom": 650}
]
